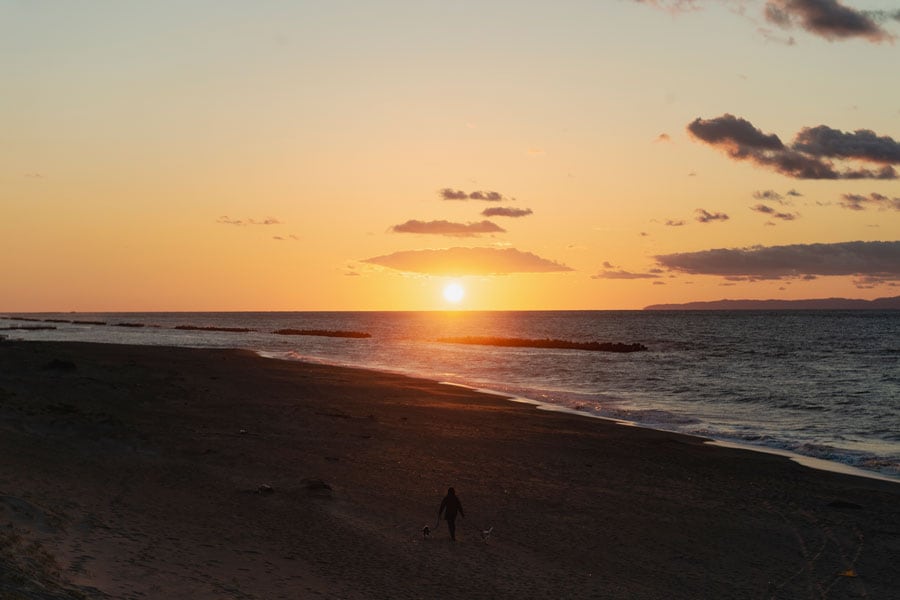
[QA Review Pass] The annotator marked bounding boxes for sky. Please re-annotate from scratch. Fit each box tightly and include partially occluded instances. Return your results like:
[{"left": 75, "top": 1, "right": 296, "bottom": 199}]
[{"left": 2, "top": 0, "right": 899, "bottom": 311}]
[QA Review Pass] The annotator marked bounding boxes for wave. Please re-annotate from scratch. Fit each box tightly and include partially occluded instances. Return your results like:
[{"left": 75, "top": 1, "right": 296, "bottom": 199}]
[{"left": 437, "top": 336, "right": 648, "bottom": 353}]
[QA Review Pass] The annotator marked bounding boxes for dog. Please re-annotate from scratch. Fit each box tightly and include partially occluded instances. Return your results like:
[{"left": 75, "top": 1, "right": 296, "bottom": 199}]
[{"left": 481, "top": 527, "right": 493, "bottom": 541}]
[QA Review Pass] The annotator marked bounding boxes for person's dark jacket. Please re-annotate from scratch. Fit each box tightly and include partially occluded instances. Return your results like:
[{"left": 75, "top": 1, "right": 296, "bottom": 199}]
[{"left": 439, "top": 491, "right": 464, "bottom": 520}]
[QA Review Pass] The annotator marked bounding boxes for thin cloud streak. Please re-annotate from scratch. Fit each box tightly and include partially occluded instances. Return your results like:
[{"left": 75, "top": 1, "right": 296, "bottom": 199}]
[
  {"left": 390, "top": 219, "right": 506, "bottom": 237},
  {"left": 217, "top": 216, "right": 283, "bottom": 226},
  {"left": 592, "top": 269, "right": 662, "bottom": 280},
  {"left": 481, "top": 207, "right": 534, "bottom": 218},
  {"left": 439, "top": 188, "right": 510, "bottom": 202}
]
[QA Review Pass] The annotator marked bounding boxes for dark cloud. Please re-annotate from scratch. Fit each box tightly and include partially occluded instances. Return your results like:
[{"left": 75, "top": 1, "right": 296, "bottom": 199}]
[
  {"left": 687, "top": 114, "right": 900, "bottom": 180},
  {"left": 665, "top": 219, "right": 686, "bottom": 226},
  {"left": 439, "top": 188, "right": 469, "bottom": 200},
  {"left": 217, "top": 216, "right": 282, "bottom": 226},
  {"left": 839, "top": 193, "right": 900, "bottom": 211},
  {"left": 687, "top": 113, "right": 784, "bottom": 151},
  {"left": 655, "top": 240, "right": 900, "bottom": 282},
  {"left": 481, "top": 207, "right": 534, "bottom": 218},
  {"left": 787, "top": 189, "right": 803, "bottom": 197},
  {"left": 792, "top": 125, "right": 900, "bottom": 164},
  {"left": 754, "top": 189, "right": 783, "bottom": 201},
  {"left": 764, "top": 0, "right": 894, "bottom": 43},
  {"left": 362, "top": 247, "right": 573, "bottom": 276},
  {"left": 750, "top": 204, "right": 798, "bottom": 220},
  {"left": 695, "top": 209, "right": 729, "bottom": 223},
  {"left": 390, "top": 219, "right": 505, "bottom": 237},
  {"left": 470, "top": 190, "right": 504, "bottom": 201},
  {"left": 635, "top": 0, "right": 897, "bottom": 43},
  {"left": 439, "top": 188, "right": 508, "bottom": 201}
]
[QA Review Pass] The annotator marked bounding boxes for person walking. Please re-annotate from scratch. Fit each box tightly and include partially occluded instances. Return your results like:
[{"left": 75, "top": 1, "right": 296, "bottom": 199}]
[{"left": 438, "top": 487, "right": 464, "bottom": 541}]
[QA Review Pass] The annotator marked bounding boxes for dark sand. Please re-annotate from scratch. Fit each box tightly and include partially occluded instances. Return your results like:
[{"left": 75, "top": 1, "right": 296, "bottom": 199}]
[{"left": 1, "top": 341, "right": 898, "bottom": 599}]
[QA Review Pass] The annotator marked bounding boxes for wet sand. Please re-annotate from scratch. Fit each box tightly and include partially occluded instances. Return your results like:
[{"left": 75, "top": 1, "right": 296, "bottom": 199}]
[{"left": 1, "top": 340, "right": 898, "bottom": 599}]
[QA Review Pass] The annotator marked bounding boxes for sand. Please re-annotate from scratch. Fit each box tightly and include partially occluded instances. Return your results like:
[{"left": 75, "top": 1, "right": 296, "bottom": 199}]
[{"left": 0, "top": 340, "right": 898, "bottom": 599}]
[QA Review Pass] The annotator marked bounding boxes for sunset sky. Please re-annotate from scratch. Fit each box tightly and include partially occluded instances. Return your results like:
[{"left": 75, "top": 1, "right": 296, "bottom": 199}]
[{"left": 3, "top": 1, "right": 899, "bottom": 311}]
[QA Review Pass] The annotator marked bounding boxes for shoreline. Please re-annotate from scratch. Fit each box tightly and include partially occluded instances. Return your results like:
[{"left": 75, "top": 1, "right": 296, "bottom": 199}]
[
  {"left": 264, "top": 352, "right": 900, "bottom": 486},
  {"left": 4, "top": 312, "right": 899, "bottom": 484},
  {"left": 2, "top": 340, "right": 899, "bottom": 599}
]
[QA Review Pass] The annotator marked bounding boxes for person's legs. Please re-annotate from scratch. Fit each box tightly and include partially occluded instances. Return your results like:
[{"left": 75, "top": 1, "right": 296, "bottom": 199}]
[{"left": 447, "top": 517, "right": 456, "bottom": 541}]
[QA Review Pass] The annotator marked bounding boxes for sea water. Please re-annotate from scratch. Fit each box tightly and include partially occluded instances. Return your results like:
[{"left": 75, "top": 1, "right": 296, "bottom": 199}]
[{"left": 3, "top": 310, "right": 898, "bottom": 480}]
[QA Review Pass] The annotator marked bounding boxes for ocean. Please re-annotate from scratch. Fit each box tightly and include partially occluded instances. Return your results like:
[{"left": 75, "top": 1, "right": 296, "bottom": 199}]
[{"left": 3, "top": 310, "right": 899, "bottom": 481}]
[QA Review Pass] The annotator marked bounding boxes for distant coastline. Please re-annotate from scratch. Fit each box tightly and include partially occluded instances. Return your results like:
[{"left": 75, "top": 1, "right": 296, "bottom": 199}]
[{"left": 644, "top": 295, "right": 900, "bottom": 311}]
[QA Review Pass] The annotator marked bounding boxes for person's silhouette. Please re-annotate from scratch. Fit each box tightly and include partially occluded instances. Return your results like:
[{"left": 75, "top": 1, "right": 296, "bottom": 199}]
[{"left": 438, "top": 487, "right": 464, "bottom": 541}]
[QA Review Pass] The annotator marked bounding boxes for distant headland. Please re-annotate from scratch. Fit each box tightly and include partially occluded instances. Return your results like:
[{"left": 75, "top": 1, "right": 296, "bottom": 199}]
[{"left": 644, "top": 295, "right": 900, "bottom": 311}]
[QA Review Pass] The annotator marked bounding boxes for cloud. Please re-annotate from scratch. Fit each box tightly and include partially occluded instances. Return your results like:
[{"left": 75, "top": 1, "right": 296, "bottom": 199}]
[
  {"left": 634, "top": 0, "right": 896, "bottom": 43},
  {"left": 787, "top": 189, "right": 803, "bottom": 197},
  {"left": 665, "top": 219, "right": 686, "bottom": 226},
  {"left": 439, "top": 188, "right": 469, "bottom": 200},
  {"left": 689, "top": 113, "right": 784, "bottom": 150},
  {"left": 272, "top": 234, "right": 300, "bottom": 241},
  {"left": 753, "top": 190, "right": 784, "bottom": 204},
  {"left": 750, "top": 204, "right": 798, "bottom": 220},
  {"left": 632, "top": 0, "right": 701, "bottom": 13},
  {"left": 655, "top": 133, "right": 672, "bottom": 143},
  {"left": 764, "top": 0, "right": 894, "bottom": 43},
  {"left": 687, "top": 114, "right": 899, "bottom": 179},
  {"left": 757, "top": 26, "right": 797, "bottom": 45},
  {"left": 439, "top": 188, "right": 509, "bottom": 201},
  {"left": 839, "top": 193, "right": 900, "bottom": 211},
  {"left": 390, "top": 219, "right": 506, "bottom": 237},
  {"left": 217, "top": 216, "right": 282, "bottom": 226},
  {"left": 470, "top": 190, "right": 505, "bottom": 201},
  {"left": 655, "top": 240, "right": 900, "bottom": 282},
  {"left": 695, "top": 208, "right": 729, "bottom": 223},
  {"left": 362, "top": 247, "right": 573, "bottom": 276},
  {"left": 591, "top": 269, "right": 662, "bottom": 280},
  {"left": 792, "top": 125, "right": 900, "bottom": 164},
  {"left": 481, "top": 207, "right": 533, "bottom": 218}
]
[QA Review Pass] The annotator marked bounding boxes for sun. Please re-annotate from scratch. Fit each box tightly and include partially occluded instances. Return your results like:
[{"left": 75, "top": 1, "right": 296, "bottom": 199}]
[{"left": 443, "top": 282, "right": 465, "bottom": 303}]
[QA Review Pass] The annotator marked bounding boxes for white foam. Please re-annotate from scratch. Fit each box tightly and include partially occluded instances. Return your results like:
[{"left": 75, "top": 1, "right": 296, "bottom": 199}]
[{"left": 707, "top": 440, "right": 900, "bottom": 484}]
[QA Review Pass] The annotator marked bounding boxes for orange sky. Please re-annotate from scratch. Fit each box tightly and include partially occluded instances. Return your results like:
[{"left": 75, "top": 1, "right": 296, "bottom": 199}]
[{"left": 2, "top": 2, "right": 899, "bottom": 311}]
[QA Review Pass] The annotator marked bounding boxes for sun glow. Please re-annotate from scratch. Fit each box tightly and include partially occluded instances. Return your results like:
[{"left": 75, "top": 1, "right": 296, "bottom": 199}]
[{"left": 443, "top": 282, "right": 465, "bottom": 303}]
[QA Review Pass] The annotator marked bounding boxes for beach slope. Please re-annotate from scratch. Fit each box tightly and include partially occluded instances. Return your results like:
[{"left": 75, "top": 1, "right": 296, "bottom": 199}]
[{"left": 0, "top": 341, "right": 897, "bottom": 599}]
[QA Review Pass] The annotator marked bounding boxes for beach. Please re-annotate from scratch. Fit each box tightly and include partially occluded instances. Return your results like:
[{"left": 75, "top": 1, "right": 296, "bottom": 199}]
[{"left": 1, "top": 340, "right": 898, "bottom": 599}]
